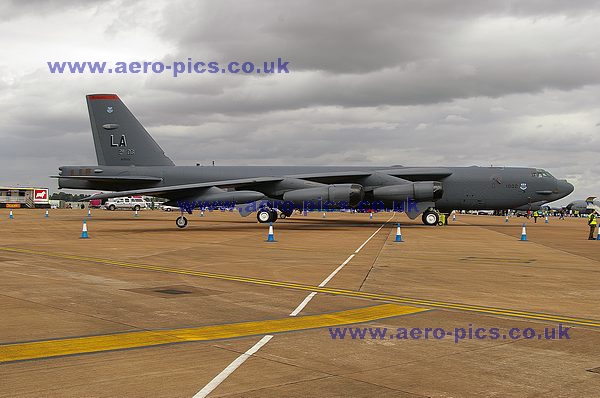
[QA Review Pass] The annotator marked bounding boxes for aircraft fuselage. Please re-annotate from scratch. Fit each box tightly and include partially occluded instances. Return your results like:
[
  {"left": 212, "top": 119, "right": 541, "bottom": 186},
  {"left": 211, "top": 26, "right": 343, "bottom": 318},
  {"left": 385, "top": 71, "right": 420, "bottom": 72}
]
[{"left": 58, "top": 164, "right": 573, "bottom": 211}]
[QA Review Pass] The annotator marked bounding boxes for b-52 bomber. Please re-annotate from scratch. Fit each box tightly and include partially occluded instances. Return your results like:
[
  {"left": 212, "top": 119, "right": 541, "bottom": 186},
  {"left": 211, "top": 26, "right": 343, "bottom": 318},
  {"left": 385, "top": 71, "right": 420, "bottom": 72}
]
[{"left": 55, "top": 94, "right": 574, "bottom": 228}]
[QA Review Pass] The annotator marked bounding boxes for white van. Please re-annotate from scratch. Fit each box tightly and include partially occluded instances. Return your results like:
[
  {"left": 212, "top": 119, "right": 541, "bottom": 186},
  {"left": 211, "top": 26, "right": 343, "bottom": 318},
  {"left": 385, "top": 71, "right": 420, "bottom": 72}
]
[{"left": 105, "top": 197, "right": 148, "bottom": 211}]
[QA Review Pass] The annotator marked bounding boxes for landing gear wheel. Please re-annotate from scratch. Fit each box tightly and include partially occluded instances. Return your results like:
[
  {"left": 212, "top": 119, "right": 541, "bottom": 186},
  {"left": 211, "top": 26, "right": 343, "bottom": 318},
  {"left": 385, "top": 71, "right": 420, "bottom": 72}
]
[
  {"left": 280, "top": 209, "right": 293, "bottom": 219},
  {"left": 176, "top": 216, "right": 188, "bottom": 228},
  {"left": 257, "top": 208, "right": 279, "bottom": 223},
  {"left": 257, "top": 209, "right": 271, "bottom": 223},
  {"left": 422, "top": 210, "right": 440, "bottom": 226}
]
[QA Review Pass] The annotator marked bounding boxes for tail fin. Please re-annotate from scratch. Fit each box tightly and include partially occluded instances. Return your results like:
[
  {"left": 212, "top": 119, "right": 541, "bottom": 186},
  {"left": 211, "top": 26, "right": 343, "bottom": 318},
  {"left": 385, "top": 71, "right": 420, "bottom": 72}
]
[{"left": 87, "top": 94, "right": 175, "bottom": 166}]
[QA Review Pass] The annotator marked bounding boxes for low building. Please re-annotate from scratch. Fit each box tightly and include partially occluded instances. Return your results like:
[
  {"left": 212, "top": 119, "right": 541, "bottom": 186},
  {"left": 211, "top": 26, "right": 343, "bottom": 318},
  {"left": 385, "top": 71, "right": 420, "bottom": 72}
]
[{"left": 0, "top": 186, "right": 50, "bottom": 208}]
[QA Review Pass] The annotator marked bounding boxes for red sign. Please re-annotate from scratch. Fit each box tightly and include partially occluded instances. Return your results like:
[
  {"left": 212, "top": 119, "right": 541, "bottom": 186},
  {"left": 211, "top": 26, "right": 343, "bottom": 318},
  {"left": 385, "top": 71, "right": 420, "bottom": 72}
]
[{"left": 34, "top": 189, "right": 49, "bottom": 203}]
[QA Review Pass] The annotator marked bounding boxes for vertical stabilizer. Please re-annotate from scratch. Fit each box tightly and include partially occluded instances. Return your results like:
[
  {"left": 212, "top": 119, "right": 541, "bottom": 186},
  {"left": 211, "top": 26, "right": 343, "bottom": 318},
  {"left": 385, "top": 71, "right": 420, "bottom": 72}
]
[{"left": 87, "top": 94, "right": 175, "bottom": 166}]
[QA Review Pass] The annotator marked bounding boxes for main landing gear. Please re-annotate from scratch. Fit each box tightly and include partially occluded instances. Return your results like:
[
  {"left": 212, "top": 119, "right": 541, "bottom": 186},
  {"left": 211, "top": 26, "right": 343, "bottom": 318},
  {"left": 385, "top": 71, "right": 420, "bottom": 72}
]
[
  {"left": 422, "top": 210, "right": 440, "bottom": 226},
  {"left": 421, "top": 209, "right": 451, "bottom": 226},
  {"left": 256, "top": 208, "right": 294, "bottom": 223},
  {"left": 257, "top": 208, "right": 278, "bottom": 223},
  {"left": 174, "top": 207, "right": 290, "bottom": 229}
]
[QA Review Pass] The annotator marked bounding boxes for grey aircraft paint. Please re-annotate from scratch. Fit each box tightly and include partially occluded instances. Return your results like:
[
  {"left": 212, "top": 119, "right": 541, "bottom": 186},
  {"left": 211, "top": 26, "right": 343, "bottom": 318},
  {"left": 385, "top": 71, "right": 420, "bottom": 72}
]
[
  {"left": 55, "top": 94, "right": 574, "bottom": 227},
  {"left": 565, "top": 198, "right": 600, "bottom": 214}
]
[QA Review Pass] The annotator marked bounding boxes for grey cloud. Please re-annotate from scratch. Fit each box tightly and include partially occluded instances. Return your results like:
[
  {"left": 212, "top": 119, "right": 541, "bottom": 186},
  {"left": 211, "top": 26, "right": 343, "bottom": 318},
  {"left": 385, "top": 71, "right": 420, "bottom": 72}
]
[
  {"left": 140, "top": 0, "right": 600, "bottom": 118},
  {"left": 0, "top": 0, "right": 105, "bottom": 21},
  {"left": 162, "top": 0, "right": 600, "bottom": 73}
]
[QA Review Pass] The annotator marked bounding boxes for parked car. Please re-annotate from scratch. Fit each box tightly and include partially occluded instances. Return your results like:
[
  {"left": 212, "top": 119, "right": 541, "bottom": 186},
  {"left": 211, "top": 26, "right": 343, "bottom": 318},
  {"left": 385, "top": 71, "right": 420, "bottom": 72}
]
[{"left": 105, "top": 197, "right": 148, "bottom": 211}]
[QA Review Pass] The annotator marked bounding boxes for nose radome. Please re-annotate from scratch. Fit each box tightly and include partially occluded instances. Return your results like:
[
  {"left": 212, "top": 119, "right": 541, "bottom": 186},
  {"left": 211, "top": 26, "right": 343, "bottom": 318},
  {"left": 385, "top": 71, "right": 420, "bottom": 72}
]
[{"left": 558, "top": 179, "right": 574, "bottom": 196}]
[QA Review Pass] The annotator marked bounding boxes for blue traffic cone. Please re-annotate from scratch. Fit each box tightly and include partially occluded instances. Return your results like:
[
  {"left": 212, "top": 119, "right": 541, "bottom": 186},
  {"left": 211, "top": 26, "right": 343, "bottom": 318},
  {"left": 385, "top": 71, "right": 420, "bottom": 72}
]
[
  {"left": 520, "top": 224, "right": 527, "bottom": 241},
  {"left": 545, "top": 215, "right": 549, "bottom": 224},
  {"left": 597, "top": 226, "right": 600, "bottom": 241},
  {"left": 80, "top": 220, "right": 89, "bottom": 239},
  {"left": 266, "top": 222, "right": 275, "bottom": 242},
  {"left": 505, "top": 215, "right": 509, "bottom": 223},
  {"left": 395, "top": 223, "right": 403, "bottom": 242},
  {"left": 87, "top": 209, "right": 91, "bottom": 218},
  {"left": 322, "top": 212, "right": 326, "bottom": 218},
  {"left": 45, "top": 209, "right": 49, "bottom": 218},
  {"left": 369, "top": 212, "right": 373, "bottom": 220},
  {"left": 9, "top": 210, "right": 14, "bottom": 219},
  {"left": 452, "top": 213, "right": 456, "bottom": 222},
  {"left": 200, "top": 210, "right": 204, "bottom": 217},
  {"left": 134, "top": 209, "right": 139, "bottom": 217}
]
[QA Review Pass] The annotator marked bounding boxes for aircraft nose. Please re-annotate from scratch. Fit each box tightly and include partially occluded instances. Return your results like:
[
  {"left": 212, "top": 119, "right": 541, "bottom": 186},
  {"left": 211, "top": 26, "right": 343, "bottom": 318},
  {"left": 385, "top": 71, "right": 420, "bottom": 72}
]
[{"left": 557, "top": 179, "right": 574, "bottom": 196}]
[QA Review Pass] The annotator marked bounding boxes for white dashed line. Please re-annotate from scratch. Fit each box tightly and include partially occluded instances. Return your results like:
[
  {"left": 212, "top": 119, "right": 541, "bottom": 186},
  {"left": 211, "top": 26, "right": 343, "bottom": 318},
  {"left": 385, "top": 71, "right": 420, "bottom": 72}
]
[{"left": 192, "top": 213, "right": 395, "bottom": 397}]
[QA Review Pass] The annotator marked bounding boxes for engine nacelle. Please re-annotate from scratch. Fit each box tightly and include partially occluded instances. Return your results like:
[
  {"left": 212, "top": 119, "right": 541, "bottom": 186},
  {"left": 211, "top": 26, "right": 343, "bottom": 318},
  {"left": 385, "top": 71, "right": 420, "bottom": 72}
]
[
  {"left": 283, "top": 184, "right": 364, "bottom": 207},
  {"left": 168, "top": 187, "right": 265, "bottom": 208},
  {"left": 372, "top": 181, "right": 443, "bottom": 202}
]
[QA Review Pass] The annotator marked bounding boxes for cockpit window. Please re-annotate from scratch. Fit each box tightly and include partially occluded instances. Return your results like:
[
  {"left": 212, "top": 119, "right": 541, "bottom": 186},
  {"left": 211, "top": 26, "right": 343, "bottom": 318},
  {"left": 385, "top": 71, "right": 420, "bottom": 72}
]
[{"left": 532, "top": 170, "right": 553, "bottom": 178}]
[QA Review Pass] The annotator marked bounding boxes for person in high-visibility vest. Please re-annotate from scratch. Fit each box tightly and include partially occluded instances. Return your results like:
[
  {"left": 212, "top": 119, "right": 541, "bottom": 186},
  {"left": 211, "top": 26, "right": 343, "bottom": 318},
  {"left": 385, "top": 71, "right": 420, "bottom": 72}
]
[
  {"left": 588, "top": 210, "right": 598, "bottom": 240},
  {"left": 533, "top": 210, "right": 539, "bottom": 223}
]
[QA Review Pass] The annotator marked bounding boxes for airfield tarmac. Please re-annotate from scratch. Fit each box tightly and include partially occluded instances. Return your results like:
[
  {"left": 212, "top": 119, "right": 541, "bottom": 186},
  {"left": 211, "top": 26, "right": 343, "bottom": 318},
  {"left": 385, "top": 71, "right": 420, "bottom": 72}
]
[{"left": 1, "top": 209, "right": 599, "bottom": 397}]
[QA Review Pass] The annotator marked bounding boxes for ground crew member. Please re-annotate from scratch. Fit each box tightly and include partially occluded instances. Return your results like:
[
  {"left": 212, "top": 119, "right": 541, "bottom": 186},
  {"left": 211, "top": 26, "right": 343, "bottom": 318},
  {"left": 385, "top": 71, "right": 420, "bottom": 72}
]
[
  {"left": 533, "top": 210, "right": 539, "bottom": 223},
  {"left": 439, "top": 213, "right": 446, "bottom": 226},
  {"left": 588, "top": 210, "right": 598, "bottom": 240}
]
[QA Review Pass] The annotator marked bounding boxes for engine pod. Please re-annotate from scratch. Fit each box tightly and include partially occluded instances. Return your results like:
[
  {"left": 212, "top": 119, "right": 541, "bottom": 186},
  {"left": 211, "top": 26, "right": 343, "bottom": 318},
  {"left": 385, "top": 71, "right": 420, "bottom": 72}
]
[
  {"left": 283, "top": 184, "right": 364, "bottom": 207},
  {"left": 372, "top": 181, "right": 443, "bottom": 202}
]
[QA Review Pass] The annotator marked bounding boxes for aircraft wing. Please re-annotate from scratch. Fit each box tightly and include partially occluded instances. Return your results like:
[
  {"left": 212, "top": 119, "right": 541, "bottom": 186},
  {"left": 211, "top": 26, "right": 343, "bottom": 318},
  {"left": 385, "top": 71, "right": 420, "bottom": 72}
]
[
  {"left": 285, "top": 171, "right": 373, "bottom": 183},
  {"left": 52, "top": 175, "right": 163, "bottom": 183},
  {"left": 286, "top": 169, "right": 452, "bottom": 183},
  {"left": 81, "top": 171, "right": 376, "bottom": 200},
  {"left": 383, "top": 167, "right": 453, "bottom": 181},
  {"left": 83, "top": 176, "right": 284, "bottom": 200}
]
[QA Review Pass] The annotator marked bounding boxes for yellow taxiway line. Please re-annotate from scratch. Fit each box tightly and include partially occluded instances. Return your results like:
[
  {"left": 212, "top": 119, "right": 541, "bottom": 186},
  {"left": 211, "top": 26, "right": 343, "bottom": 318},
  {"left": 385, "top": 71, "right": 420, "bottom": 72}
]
[
  {"left": 0, "top": 304, "right": 425, "bottom": 363},
  {"left": 2, "top": 246, "right": 600, "bottom": 328}
]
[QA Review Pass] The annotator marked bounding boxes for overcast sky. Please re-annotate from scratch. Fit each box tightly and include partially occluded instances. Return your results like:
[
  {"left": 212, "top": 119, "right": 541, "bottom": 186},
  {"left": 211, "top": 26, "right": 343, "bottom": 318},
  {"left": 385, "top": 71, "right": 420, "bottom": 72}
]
[{"left": 1, "top": 0, "right": 599, "bottom": 204}]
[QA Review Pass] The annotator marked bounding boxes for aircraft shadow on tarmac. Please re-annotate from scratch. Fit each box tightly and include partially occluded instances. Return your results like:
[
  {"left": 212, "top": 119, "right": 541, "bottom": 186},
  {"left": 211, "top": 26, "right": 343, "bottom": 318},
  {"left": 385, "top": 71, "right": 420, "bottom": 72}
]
[
  {"left": 93, "top": 216, "right": 449, "bottom": 233},
  {"left": 68, "top": 213, "right": 536, "bottom": 234}
]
